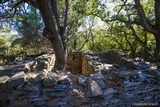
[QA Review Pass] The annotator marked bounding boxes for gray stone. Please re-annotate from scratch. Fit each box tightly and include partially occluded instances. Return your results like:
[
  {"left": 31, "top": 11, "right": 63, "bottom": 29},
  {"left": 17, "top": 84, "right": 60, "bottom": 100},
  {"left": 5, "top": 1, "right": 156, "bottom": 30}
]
[
  {"left": 0, "top": 76, "right": 10, "bottom": 84},
  {"left": 90, "top": 73, "right": 105, "bottom": 80},
  {"left": 7, "top": 71, "right": 26, "bottom": 88},
  {"left": 78, "top": 75, "right": 88, "bottom": 86},
  {"left": 90, "top": 73, "right": 106, "bottom": 89},
  {"left": 34, "top": 72, "right": 47, "bottom": 83},
  {"left": 103, "top": 88, "right": 117, "bottom": 96},
  {"left": 42, "top": 74, "right": 58, "bottom": 87},
  {"left": 0, "top": 76, "right": 10, "bottom": 90},
  {"left": 26, "top": 72, "right": 38, "bottom": 82},
  {"left": 95, "top": 79, "right": 106, "bottom": 89},
  {"left": 36, "top": 60, "right": 48, "bottom": 71},
  {"left": 89, "top": 79, "right": 103, "bottom": 97},
  {"left": 58, "top": 75, "right": 68, "bottom": 81},
  {"left": 35, "top": 54, "right": 55, "bottom": 72},
  {"left": 24, "top": 61, "right": 36, "bottom": 72}
]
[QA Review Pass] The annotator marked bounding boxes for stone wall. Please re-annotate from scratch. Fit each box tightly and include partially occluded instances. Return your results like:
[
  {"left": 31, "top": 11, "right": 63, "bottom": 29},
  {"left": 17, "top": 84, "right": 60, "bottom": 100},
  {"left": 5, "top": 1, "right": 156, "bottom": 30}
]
[
  {"left": 66, "top": 51, "right": 137, "bottom": 76},
  {"left": 66, "top": 52, "right": 95, "bottom": 76},
  {"left": 66, "top": 52, "right": 82, "bottom": 74},
  {"left": 81, "top": 54, "right": 95, "bottom": 76},
  {"left": 25, "top": 53, "right": 55, "bottom": 72}
]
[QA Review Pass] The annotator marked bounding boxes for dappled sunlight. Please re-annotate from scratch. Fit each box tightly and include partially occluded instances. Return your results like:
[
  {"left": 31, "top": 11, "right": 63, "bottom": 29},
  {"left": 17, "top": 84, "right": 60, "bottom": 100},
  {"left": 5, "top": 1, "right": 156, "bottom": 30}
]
[{"left": 0, "top": 0, "right": 160, "bottom": 106}]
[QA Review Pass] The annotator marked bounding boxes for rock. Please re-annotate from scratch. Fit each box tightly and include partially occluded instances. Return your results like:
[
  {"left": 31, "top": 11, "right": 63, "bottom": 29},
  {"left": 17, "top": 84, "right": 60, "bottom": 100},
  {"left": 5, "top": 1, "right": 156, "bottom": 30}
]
[
  {"left": 103, "top": 88, "right": 117, "bottom": 96},
  {"left": 0, "top": 76, "right": 10, "bottom": 90},
  {"left": 35, "top": 54, "right": 55, "bottom": 72},
  {"left": 7, "top": 71, "right": 26, "bottom": 88},
  {"left": 95, "top": 79, "right": 106, "bottom": 89},
  {"left": 90, "top": 73, "right": 106, "bottom": 89},
  {"left": 36, "top": 60, "right": 48, "bottom": 71},
  {"left": 68, "top": 73, "right": 78, "bottom": 84},
  {"left": 24, "top": 54, "right": 55, "bottom": 72},
  {"left": 24, "top": 61, "right": 36, "bottom": 72},
  {"left": 42, "top": 73, "right": 58, "bottom": 87},
  {"left": 34, "top": 72, "right": 47, "bottom": 83},
  {"left": 82, "top": 54, "right": 95, "bottom": 76},
  {"left": 58, "top": 75, "right": 68, "bottom": 81},
  {"left": 0, "top": 76, "right": 10, "bottom": 84},
  {"left": 90, "top": 73, "right": 105, "bottom": 80},
  {"left": 89, "top": 79, "right": 103, "bottom": 97},
  {"left": 66, "top": 52, "right": 82, "bottom": 74},
  {"left": 72, "top": 88, "right": 79, "bottom": 96},
  {"left": 26, "top": 72, "right": 38, "bottom": 82},
  {"left": 78, "top": 75, "right": 88, "bottom": 86},
  {"left": 47, "top": 99, "right": 59, "bottom": 107},
  {"left": 10, "top": 99, "right": 34, "bottom": 107}
]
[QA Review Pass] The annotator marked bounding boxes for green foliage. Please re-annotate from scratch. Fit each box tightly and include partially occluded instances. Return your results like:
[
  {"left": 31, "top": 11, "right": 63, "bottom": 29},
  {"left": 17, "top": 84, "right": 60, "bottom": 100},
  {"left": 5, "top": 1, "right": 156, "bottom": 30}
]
[
  {"left": 0, "top": 0, "right": 158, "bottom": 60},
  {"left": 0, "top": 37, "right": 8, "bottom": 55}
]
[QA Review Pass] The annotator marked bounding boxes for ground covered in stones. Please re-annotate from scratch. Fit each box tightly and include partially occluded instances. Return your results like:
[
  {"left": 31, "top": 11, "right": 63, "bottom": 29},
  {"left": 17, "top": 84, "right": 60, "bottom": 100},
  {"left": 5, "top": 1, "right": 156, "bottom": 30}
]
[{"left": 0, "top": 52, "right": 160, "bottom": 107}]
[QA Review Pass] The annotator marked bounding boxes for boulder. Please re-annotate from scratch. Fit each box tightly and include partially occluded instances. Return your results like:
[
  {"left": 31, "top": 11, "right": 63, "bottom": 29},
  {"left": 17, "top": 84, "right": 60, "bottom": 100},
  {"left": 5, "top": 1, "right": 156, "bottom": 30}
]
[
  {"left": 89, "top": 79, "right": 103, "bottom": 97},
  {"left": 78, "top": 75, "right": 88, "bottom": 86},
  {"left": 90, "top": 73, "right": 106, "bottom": 89},
  {"left": 95, "top": 79, "right": 106, "bottom": 89},
  {"left": 7, "top": 71, "right": 26, "bottom": 88}
]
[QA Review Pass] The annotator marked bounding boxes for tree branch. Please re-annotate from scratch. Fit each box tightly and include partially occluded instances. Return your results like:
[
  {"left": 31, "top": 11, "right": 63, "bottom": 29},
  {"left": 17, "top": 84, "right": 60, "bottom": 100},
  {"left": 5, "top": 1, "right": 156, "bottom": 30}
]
[
  {"left": 61, "top": 0, "right": 69, "bottom": 37},
  {"left": 51, "top": 0, "right": 60, "bottom": 31},
  {"left": 0, "top": 8, "right": 17, "bottom": 19},
  {"left": 134, "top": 0, "right": 156, "bottom": 34},
  {"left": 36, "top": 0, "right": 59, "bottom": 33},
  {"left": 117, "top": 0, "right": 128, "bottom": 15},
  {"left": 154, "top": 0, "right": 160, "bottom": 26},
  {"left": 129, "top": 25, "right": 144, "bottom": 45}
]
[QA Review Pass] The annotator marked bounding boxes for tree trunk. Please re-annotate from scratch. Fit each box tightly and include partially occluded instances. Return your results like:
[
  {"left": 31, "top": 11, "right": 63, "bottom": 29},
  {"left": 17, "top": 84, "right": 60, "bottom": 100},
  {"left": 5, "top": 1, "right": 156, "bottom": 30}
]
[
  {"left": 155, "top": 35, "right": 160, "bottom": 61},
  {"left": 37, "top": 0, "right": 65, "bottom": 70},
  {"left": 142, "top": 45, "right": 149, "bottom": 59}
]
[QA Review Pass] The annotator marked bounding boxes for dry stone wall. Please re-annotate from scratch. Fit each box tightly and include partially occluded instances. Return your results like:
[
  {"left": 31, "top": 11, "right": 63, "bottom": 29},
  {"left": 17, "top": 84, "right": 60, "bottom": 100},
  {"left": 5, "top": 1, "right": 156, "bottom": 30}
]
[
  {"left": 0, "top": 52, "right": 160, "bottom": 107},
  {"left": 66, "top": 52, "right": 96, "bottom": 76},
  {"left": 66, "top": 52, "right": 82, "bottom": 74},
  {"left": 66, "top": 51, "right": 138, "bottom": 76}
]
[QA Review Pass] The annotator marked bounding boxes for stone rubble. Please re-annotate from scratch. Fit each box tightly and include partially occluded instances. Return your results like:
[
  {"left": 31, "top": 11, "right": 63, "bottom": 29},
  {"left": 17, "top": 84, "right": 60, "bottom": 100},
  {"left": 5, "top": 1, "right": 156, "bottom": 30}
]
[
  {"left": 7, "top": 71, "right": 26, "bottom": 88},
  {"left": 0, "top": 52, "right": 160, "bottom": 107}
]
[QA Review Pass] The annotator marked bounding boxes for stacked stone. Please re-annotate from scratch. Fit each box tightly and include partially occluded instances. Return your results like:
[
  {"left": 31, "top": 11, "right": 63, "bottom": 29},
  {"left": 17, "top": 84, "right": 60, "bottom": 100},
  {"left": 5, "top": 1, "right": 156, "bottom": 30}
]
[{"left": 25, "top": 53, "right": 55, "bottom": 72}]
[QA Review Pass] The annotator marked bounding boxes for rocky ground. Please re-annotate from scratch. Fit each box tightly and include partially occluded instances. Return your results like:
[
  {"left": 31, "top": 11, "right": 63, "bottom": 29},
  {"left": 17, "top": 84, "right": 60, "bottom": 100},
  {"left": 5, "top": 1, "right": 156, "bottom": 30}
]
[{"left": 0, "top": 52, "right": 160, "bottom": 107}]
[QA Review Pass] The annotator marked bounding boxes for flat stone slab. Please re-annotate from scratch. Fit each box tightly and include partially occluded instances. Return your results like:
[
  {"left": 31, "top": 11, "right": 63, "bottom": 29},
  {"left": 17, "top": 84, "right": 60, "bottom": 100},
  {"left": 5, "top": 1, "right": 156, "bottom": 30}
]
[
  {"left": 90, "top": 79, "right": 103, "bottom": 97},
  {"left": 0, "top": 76, "right": 10, "bottom": 90},
  {"left": 7, "top": 71, "right": 26, "bottom": 88},
  {"left": 0, "top": 76, "right": 10, "bottom": 84}
]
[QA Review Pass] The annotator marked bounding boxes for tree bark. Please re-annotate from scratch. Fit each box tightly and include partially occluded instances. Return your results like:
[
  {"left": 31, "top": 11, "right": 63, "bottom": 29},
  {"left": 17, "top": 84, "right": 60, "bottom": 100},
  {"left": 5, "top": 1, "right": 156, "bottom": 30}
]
[
  {"left": 154, "top": 34, "right": 160, "bottom": 61},
  {"left": 37, "top": 0, "right": 65, "bottom": 70},
  {"left": 134, "top": 0, "right": 160, "bottom": 61}
]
